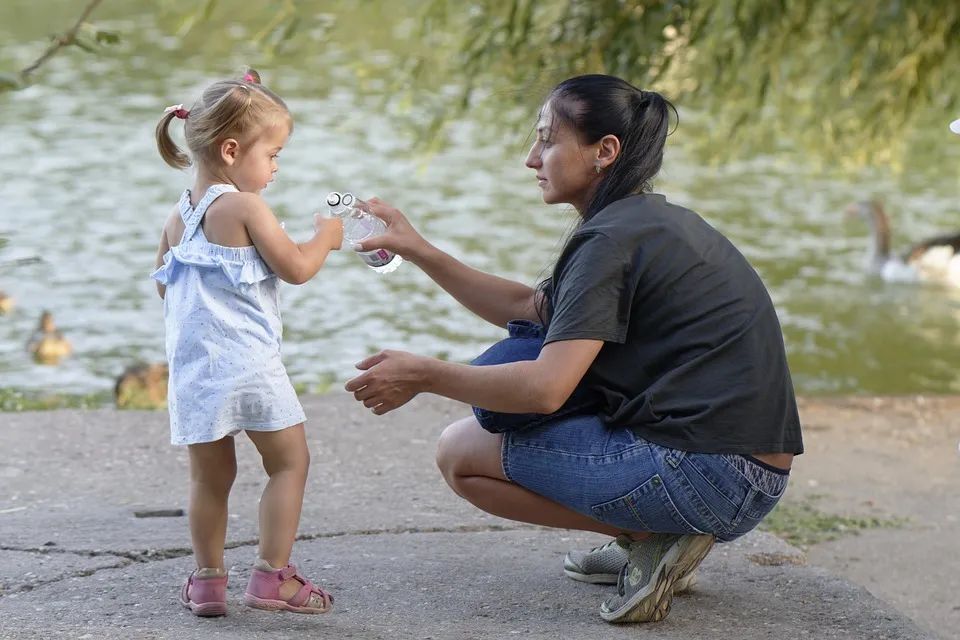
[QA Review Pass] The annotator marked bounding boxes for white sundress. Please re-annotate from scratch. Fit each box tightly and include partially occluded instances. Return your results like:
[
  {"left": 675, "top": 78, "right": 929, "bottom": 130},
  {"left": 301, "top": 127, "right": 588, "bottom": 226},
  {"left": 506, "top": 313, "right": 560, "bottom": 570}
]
[{"left": 151, "top": 184, "right": 306, "bottom": 445}]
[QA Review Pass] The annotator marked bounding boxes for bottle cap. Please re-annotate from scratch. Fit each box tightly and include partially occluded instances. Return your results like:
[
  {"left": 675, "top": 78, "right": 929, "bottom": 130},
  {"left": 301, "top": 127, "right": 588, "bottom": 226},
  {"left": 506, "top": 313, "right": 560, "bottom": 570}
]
[
  {"left": 325, "top": 192, "right": 341, "bottom": 207},
  {"left": 341, "top": 193, "right": 355, "bottom": 207}
]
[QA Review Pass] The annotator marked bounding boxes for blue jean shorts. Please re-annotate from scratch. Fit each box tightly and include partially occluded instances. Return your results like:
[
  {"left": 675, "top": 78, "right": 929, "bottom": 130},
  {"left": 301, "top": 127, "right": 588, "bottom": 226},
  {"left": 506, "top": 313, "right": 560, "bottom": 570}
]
[{"left": 501, "top": 414, "right": 789, "bottom": 542}]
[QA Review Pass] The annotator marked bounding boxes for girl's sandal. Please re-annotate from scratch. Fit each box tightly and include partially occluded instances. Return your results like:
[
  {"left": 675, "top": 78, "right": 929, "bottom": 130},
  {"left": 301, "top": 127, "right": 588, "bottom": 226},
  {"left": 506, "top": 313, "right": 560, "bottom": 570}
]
[{"left": 243, "top": 563, "right": 333, "bottom": 614}]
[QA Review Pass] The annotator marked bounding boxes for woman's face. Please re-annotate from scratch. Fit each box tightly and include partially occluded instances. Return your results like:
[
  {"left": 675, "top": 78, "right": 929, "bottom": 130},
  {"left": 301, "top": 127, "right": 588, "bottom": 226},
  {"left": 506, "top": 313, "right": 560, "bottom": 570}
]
[{"left": 525, "top": 101, "right": 601, "bottom": 213}]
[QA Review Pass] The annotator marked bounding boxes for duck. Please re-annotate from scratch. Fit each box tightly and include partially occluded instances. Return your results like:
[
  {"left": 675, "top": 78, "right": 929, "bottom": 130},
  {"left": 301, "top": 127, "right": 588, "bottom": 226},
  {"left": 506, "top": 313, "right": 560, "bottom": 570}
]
[
  {"left": 0, "top": 291, "right": 12, "bottom": 314},
  {"left": 27, "top": 310, "right": 72, "bottom": 365},
  {"left": 845, "top": 200, "right": 960, "bottom": 287},
  {"left": 114, "top": 362, "right": 169, "bottom": 410}
]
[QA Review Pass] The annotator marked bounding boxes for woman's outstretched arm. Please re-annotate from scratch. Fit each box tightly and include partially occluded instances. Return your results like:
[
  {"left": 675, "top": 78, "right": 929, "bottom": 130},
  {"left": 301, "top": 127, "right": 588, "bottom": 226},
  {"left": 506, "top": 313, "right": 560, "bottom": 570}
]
[
  {"left": 356, "top": 198, "right": 541, "bottom": 328},
  {"left": 345, "top": 338, "right": 603, "bottom": 415}
]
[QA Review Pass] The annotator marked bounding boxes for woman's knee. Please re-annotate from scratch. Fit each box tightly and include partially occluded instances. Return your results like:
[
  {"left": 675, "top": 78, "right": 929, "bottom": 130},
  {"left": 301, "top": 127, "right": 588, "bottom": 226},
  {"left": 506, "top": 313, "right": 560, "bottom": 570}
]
[
  {"left": 435, "top": 417, "right": 505, "bottom": 487},
  {"left": 435, "top": 418, "right": 472, "bottom": 481}
]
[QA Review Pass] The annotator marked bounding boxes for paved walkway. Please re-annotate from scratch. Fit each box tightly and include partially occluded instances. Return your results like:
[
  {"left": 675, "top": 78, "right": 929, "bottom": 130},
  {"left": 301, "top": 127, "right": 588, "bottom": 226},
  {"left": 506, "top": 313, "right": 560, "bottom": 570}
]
[{"left": 0, "top": 395, "right": 935, "bottom": 639}]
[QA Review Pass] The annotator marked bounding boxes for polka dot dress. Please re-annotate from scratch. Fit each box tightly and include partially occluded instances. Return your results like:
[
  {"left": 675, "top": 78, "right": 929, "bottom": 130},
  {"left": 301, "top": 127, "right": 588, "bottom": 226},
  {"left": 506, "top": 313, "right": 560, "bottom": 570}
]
[{"left": 151, "top": 184, "right": 306, "bottom": 445}]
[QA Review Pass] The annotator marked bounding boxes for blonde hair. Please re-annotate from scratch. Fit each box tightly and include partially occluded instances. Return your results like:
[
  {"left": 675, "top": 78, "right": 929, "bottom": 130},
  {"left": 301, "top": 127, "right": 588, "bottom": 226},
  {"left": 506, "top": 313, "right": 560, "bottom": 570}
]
[{"left": 156, "top": 68, "right": 292, "bottom": 170}]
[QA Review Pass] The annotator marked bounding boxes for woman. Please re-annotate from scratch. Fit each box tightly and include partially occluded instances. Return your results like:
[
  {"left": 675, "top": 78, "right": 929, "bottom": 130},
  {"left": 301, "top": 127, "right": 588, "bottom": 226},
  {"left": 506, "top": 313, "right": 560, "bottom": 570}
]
[{"left": 344, "top": 75, "right": 802, "bottom": 624}]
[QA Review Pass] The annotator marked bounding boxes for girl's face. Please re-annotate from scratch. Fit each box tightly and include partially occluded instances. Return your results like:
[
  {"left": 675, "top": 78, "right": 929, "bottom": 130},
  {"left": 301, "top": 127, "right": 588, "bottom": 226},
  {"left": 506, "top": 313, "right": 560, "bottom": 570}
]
[
  {"left": 226, "top": 123, "right": 290, "bottom": 194},
  {"left": 525, "top": 101, "right": 601, "bottom": 213}
]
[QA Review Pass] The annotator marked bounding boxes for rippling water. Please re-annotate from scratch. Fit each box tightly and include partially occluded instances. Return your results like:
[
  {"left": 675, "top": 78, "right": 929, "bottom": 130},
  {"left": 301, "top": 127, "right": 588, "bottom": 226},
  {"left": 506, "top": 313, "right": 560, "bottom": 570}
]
[{"left": 2, "top": 3, "right": 960, "bottom": 397}]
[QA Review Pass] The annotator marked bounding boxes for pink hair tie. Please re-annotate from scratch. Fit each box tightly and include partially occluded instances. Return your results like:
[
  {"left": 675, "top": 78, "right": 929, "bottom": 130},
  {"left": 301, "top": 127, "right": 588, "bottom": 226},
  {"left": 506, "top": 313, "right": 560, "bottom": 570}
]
[
  {"left": 163, "top": 103, "right": 189, "bottom": 119},
  {"left": 243, "top": 73, "right": 256, "bottom": 83}
]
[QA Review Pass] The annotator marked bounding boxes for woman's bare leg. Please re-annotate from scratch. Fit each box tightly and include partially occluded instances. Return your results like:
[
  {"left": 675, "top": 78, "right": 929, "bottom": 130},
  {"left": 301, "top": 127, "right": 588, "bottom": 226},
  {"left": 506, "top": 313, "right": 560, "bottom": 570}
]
[
  {"left": 187, "top": 437, "right": 238, "bottom": 570},
  {"left": 435, "top": 416, "right": 649, "bottom": 540}
]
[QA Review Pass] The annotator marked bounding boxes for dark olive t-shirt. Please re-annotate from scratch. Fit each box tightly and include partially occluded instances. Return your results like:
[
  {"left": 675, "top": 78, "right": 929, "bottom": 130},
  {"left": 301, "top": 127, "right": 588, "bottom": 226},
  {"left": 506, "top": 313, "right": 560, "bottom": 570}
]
[{"left": 542, "top": 194, "right": 803, "bottom": 454}]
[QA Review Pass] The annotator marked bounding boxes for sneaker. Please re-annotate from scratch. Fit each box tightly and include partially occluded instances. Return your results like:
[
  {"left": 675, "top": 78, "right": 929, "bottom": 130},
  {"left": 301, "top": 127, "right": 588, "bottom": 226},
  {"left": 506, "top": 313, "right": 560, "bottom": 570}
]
[
  {"left": 599, "top": 533, "right": 714, "bottom": 623},
  {"left": 564, "top": 537, "right": 699, "bottom": 594},
  {"left": 179, "top": 568, "right": 228, "bottom": 617}
]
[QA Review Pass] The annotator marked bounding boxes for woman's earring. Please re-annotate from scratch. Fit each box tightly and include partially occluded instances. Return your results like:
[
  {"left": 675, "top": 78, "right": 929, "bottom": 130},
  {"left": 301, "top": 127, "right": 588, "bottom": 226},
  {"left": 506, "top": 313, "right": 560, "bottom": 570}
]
[{"left": 595, "top": 165, "right": 602, "bottom": 174}]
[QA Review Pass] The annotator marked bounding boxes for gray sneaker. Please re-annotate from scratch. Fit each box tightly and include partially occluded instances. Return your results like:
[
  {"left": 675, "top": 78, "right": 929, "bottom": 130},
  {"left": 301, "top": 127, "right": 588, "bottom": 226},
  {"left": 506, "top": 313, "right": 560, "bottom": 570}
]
[
  {"left": 564, "top": 537, "right": 699, "bottom": 594},
  {"left": 599, "top": 533, "right": 714, "bottom": 623}
]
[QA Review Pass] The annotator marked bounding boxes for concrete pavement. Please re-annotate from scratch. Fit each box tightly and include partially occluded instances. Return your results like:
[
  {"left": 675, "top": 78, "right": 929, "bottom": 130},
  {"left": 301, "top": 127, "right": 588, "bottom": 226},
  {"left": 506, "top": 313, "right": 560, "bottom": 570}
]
[{"left": 0, "top": 394, "right": 936, "bottom": 639}]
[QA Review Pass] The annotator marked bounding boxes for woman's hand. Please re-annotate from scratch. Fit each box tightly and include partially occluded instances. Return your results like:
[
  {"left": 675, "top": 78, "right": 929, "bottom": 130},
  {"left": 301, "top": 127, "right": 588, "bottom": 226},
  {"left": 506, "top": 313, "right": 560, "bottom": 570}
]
[
  {"left": 354, "top": 197, "right": 430, "bottom": 262},
  {"left": 344, "top": 350, "right": 432, "bottom": 415}
]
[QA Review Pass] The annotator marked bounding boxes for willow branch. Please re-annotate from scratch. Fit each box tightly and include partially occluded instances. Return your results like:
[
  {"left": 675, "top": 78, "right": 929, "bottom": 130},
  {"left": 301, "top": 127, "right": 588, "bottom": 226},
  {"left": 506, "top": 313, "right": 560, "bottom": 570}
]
[{"left": 18, "top": 0, "right": 105, "bottom": 81}]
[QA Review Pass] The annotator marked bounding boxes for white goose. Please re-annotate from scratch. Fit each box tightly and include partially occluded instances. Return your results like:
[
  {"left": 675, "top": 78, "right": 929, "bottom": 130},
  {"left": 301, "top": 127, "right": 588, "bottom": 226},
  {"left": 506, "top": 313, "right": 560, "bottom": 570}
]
[{"left": 846, "top": 200, "right": 960, "bottom": 288}]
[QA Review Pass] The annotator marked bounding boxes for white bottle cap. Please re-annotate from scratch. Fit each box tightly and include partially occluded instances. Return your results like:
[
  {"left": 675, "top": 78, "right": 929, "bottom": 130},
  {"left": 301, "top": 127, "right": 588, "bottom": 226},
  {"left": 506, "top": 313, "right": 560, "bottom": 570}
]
[
  {"left": 341, "top": 193, "right": 355, "bottom": 207},
  {"left": 326, "top": 192, "right": 341, "bottom": 207}
]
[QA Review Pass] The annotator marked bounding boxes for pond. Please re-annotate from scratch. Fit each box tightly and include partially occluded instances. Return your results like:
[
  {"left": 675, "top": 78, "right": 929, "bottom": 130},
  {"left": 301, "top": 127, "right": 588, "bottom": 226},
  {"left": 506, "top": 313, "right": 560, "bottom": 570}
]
[{"left": 2, "top": 1, "right": 960, "bottom": 399}]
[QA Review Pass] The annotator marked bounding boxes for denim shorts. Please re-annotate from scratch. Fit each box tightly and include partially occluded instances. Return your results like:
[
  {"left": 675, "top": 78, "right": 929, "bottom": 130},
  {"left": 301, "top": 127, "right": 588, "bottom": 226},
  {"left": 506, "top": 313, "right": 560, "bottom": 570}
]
[{"left": 501, "top": 413, "right": 789, "bottom": 542}]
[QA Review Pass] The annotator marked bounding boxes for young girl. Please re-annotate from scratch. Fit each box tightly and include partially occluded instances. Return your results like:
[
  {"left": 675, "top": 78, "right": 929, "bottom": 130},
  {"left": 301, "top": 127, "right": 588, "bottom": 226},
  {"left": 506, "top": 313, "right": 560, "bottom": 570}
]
[{"left": 152, "top": 69, "right": 342, "bottom": 617}]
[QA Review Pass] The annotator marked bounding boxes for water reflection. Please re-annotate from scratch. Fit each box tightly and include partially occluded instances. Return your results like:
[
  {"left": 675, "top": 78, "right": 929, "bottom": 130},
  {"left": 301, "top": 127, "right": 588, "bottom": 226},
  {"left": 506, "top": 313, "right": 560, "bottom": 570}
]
[{"left": 1, "top": 3, "right": 960, "bottom": 396}]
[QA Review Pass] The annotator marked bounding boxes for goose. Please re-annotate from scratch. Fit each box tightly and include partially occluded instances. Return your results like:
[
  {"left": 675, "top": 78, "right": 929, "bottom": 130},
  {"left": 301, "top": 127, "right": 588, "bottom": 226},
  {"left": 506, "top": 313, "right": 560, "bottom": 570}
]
[
  {"left": 26, "top": 310, "right": 72, "bottom": 364},
  {"left": 845, "top": 200, "right": 960, "bottom": 287}
]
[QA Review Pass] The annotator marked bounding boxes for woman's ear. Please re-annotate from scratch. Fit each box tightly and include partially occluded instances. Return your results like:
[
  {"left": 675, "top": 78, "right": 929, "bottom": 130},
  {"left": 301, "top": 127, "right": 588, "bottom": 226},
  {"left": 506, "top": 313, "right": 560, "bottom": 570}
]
[
  {"left": 596, "top": 134, "right": 621, "bottom": 170},
  {"left": 220, "top": 138, "right": 239, "bottom": 166}
]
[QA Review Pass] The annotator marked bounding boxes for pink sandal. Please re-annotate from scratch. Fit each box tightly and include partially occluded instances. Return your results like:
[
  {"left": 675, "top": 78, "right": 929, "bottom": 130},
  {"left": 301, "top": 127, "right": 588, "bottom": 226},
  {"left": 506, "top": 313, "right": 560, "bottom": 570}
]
[
  {"left": 179, "top": 569, "right": 228, "bottom": 617},
  {"left": 243, "top": 562, "right": 333, "bottom": 614}
]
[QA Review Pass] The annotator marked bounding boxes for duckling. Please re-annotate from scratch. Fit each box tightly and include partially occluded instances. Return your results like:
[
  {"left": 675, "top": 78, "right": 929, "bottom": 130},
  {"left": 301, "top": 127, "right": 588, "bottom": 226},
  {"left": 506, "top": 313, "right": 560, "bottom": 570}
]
[
  {"left": 114, "top": 362, "right": 169, "bottom": 410},
  {"left": 26, "top": 310, "right": 72, "bottom": 365},
  {"left": 846, "top": 200, "right": 960, "bottom": 287},
  {"left": 0, "top": 290, "right": 12, "bottom": 314}
]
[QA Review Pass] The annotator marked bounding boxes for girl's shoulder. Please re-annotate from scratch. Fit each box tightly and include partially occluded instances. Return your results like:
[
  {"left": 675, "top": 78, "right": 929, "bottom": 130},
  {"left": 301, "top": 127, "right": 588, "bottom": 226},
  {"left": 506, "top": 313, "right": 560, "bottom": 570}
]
[{"left": 208, "top": 191, "right": 272, "bottom": 222}]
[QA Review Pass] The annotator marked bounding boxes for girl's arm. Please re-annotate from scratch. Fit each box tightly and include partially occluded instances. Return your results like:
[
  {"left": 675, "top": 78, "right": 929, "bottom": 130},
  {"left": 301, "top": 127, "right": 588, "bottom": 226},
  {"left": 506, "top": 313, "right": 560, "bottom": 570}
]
[
  {"left": 355, "top": 198, "right": 541, "bottom": 327},
  {"left": 237, "top": 193, "right": 343, "bottom": 284},
  {"left": 345, "top": 338, "right": 603, "bottom": 415},
  {"left": 154, "top": 212, "right": 176, "bottom": 299}
]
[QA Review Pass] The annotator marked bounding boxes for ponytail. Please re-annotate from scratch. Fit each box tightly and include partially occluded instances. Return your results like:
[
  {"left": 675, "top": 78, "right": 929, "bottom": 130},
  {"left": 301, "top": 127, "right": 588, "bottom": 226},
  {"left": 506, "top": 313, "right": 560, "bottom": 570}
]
[
  {"left": 545, "top": 75, "right": 678, "bottom": 218},
  {"left": 155, "top": 111, "right": 191, "bottom": 170}
]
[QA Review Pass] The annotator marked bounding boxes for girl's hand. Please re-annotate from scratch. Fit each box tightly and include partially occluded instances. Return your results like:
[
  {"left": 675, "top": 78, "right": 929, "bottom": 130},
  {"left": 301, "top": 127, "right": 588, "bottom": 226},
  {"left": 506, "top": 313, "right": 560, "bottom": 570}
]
[
  {"left": 354, "top": 197, "right": 429, "bottom": 262},
  {"left": 314, "top": 214, "right": 343, "bottom": 250},
  {"left": 344, "top": 350, "right": 431, "bottom": 415}
]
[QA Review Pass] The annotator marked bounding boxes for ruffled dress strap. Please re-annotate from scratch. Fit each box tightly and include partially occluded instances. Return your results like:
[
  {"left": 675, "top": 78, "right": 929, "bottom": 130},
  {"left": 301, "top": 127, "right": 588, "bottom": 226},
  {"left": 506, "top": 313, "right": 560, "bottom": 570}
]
[
  {"left": 178, "top": 184, "right": 239, "bottom": 244},
  {"left": 152, "top": 184, "right": 275, "bottom": 287}
]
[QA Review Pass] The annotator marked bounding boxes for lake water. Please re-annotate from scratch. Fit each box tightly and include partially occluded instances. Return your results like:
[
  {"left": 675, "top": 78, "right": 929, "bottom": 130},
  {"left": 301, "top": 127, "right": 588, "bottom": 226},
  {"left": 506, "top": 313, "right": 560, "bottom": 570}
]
[{"left": 2, "top": 2, "right": 960, "bottom": 398}]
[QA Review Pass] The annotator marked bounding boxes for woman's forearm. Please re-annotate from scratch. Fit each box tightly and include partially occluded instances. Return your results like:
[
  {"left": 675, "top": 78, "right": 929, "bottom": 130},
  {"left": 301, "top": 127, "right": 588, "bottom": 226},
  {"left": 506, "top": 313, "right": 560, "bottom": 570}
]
[
  {"left": 421, "top": 358, "right": 558, "bottom": 414},
  {"left": 412, "top": 243, "right": 540, "bottom": 328}
]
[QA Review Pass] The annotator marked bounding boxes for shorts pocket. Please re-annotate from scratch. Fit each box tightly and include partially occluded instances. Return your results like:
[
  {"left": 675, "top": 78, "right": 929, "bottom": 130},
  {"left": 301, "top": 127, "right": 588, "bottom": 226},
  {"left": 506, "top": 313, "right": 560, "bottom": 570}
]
[{"left": 591, "top": 474, "right": 704, "bottom": 534}]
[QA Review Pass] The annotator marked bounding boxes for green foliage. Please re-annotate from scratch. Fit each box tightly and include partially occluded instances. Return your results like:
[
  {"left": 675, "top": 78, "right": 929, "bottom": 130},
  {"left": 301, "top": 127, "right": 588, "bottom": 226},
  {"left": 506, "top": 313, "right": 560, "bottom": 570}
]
[
  {"left": 760, "top": 496, "right": 906, "bottom": 548},
  {"left": 0, "top": 388, "right": 111, "bottom": 412},
  {"left": 408, "top": 0, "right": 960, "bottom": 169}
]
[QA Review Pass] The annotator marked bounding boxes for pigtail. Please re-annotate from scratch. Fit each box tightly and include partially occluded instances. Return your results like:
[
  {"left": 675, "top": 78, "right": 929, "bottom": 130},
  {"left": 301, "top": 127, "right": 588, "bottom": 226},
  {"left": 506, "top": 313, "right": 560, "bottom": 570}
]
[{"left": 155, "top": 110, "right": 191, "bottom": 170}]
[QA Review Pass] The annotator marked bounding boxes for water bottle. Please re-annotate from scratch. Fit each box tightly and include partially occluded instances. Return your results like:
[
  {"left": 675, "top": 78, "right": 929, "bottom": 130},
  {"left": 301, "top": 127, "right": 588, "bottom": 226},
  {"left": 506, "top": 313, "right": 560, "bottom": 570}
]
[{"left": 326, "top": 191, "right": 403, "bottom": 273}]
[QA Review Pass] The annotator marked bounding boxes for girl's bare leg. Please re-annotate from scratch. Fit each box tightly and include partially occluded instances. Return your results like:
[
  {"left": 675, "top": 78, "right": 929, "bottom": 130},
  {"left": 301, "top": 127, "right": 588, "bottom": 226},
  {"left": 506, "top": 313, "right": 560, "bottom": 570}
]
[
  {"left": 435, "top": 417, "right": 649, "bottom": 540},
  {"left": 187, "top": 437, "right": 238, "bottom": 570},
  {"left": 246, "top": 424, "right": 311, "bottom": 600}
]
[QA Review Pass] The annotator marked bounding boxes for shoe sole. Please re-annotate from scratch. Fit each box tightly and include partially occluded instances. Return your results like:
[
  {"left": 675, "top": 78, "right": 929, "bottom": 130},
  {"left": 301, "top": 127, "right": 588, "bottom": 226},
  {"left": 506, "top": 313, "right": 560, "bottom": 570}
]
[
  {"left": 563, "top": 567, "right": 619, "bottom": 584},
  {"left": 180, "top": 597, "right": 227, "bottom": 617},
  {"left": 563, "top": 564, "right": 697, "bottom": 592},
  {"left": 243, "top": 593, "right": 331, "bottom": 614},
  {"left": 600, "top": 535, "right": 714, "bottom": 623}
]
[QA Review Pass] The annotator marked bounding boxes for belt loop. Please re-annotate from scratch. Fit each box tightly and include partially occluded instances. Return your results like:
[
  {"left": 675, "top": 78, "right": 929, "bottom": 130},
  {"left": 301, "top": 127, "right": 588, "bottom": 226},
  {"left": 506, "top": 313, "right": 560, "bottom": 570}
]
[{"left": 665, "top": 448, "right": 687, "bottom": 468}]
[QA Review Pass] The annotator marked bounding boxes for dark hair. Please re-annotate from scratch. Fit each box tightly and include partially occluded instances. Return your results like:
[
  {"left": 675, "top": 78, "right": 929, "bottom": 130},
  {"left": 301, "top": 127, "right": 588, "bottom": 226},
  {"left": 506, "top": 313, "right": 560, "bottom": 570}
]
[
  {"left": 546, "top": 74, "right": 676, "bottom": 219},
  {"left": 534, "top": 75, "right": 677, "bottom": 323}
]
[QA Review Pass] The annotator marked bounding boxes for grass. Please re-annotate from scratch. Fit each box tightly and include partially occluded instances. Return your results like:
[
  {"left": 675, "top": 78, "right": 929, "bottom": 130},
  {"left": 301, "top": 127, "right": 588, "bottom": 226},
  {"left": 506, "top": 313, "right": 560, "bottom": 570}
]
[
  {"left": 760, "top": 495, "right": 907, "bottom": 548},
  {"left": 0, "top": 387, "right": 112, "bottom": 412}
]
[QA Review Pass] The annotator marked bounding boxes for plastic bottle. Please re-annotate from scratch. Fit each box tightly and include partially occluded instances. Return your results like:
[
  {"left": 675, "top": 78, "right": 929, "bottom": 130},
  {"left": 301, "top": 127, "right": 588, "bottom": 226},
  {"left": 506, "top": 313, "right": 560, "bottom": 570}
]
[{"left": 326, "top": 191, "right": 402, "bottom": 273}]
